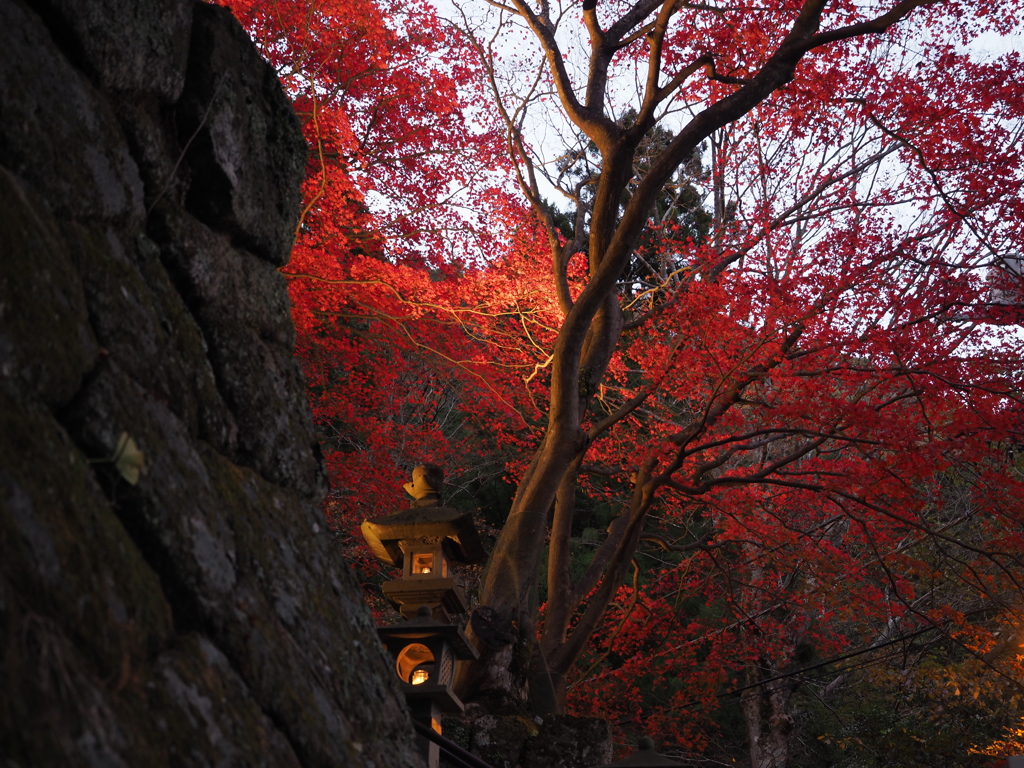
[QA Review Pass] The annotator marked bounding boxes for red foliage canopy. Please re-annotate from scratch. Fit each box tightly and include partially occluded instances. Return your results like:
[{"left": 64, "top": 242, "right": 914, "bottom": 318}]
[{"left": 228, "top": 0, "right": 1024, "bottom": 760}]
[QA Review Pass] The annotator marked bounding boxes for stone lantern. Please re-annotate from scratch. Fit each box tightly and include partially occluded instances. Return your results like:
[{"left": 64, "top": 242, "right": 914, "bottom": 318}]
[
  {"left": 360, "top": 464, "right": 485, "bottom": 621},
  {"left": 361, "top": 465, "right": 486, "bottom": 767}
]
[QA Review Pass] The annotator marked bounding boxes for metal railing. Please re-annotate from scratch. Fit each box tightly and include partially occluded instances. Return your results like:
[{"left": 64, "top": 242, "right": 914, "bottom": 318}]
[{"left": 412, "top": 719, "right": 498, "bottom": 768}]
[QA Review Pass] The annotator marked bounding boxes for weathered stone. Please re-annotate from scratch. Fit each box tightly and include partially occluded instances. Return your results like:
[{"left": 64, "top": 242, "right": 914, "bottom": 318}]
[
  {"left": 0, "top": 0, "right": 145, "bottom": 221},
  {"left": 441, "top": 711, "right": 613, "bottom": 768},
  {"left": 178, "top": 2, "right": 306, "bottom": 266},
  {"left": 149, "top": 204, "right": 324, "bottom": 495},
  {"left": 150, "top": 206, "right": 296, "bottom": 348},
  {"left": 60, "top": 361, "right": 241, "bottom": 607},
  {"left": 472, "top": 713, "right": 536, "bottom": 768},
  {"left": 0, "top": 1, "right": 424, "bottom": 766},
  {"left": 115, "top": 93, "right": 191, "bottom": 210},
  {"left": 523, "top": 715, "right": 613, "bottom": 768},
  {"left": 152, "top": 635, "right": 303, "bottom": 767},
  {"left": 59, "top": 364, "right": 409, "bottom": 765},
  {"left": 0, "top": 165, "right": 98, "bottom": 407},
  {"left": 0, "top": 389, "right": 301, "bottom": 766},
  {"left": 58, "top": 359, "right": 407, "bottom": 764},
  {"left": 26, "top": 0, "right": 192, "bottom": 100},
  {"left": 0, "top": 381, "right": 172, "bottom": 708},
  {"left": 62, "top": 218, "right": 238, "bottom": 455}
]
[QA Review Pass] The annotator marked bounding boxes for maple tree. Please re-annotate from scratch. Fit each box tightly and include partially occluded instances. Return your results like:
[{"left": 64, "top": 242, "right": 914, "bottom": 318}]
[
  {"left": 227, "top": 0, "right": 1024, "bottom": 761},
  {"left": 454, "top": 0, "right": 1024, "bottom": 718}
]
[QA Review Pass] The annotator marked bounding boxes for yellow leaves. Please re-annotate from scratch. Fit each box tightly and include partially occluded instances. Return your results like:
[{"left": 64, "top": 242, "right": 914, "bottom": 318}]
[
  {"left": 968, "top": 718, "right": 1024, "bottom": 757},
  {"left": 112, "top": 432, "right": 145, "bottom": 485},
  {"left": 89, "top": 431, "right": 146, "bottom": 485},
  {"left": 818, "top": 734, "right": 866, "bottom": 751}
]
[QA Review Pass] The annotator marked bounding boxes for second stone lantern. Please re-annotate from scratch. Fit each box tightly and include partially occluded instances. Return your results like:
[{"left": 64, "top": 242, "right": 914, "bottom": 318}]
[{"left": 361, "top": 464, "right": 486, "bottom": 621}]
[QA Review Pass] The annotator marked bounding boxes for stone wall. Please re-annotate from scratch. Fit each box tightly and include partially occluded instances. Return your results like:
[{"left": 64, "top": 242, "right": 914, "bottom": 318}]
[
  {"left": 0, "top": 0, "right": 422, "bottom": 765},
  {"left": 442, "top": 710, "right": 612, "bottom": 768}
]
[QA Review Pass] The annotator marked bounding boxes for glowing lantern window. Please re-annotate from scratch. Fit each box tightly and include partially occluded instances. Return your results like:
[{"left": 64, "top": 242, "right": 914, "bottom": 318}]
[
  {"left": 395, "top": 643, "right": 434, "bottom": 685},
  {"left": 412, "top": 553, "right": 434, "bottom": 575}
]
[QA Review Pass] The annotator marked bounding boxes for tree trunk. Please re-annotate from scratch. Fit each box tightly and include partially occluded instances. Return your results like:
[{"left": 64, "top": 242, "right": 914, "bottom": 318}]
[
  {"left": 462, "top": 0, "right": 946, "bottom": 710},
  {"left": 741, "top": 664, "right": 798, "bottom": 768}
]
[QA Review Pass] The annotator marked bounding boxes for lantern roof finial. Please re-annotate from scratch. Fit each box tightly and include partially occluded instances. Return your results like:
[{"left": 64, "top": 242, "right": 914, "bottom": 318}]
[{"left": 404, "top": 464, "right": 444, "bottom": 504}]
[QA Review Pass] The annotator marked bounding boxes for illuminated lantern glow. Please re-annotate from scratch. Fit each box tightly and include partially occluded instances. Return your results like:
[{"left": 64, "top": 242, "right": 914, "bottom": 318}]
[
  {"left": 395, "top": 643, "right": 434, "bottom": 684},
  {"left": 412, "top": 552, "right": 434, "bottom": 575}
]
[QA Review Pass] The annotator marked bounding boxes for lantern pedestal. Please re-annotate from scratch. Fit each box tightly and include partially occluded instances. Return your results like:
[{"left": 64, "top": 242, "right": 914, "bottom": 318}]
[{"left": 408, "top": 698, "right": 442, "bottom": 768}]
